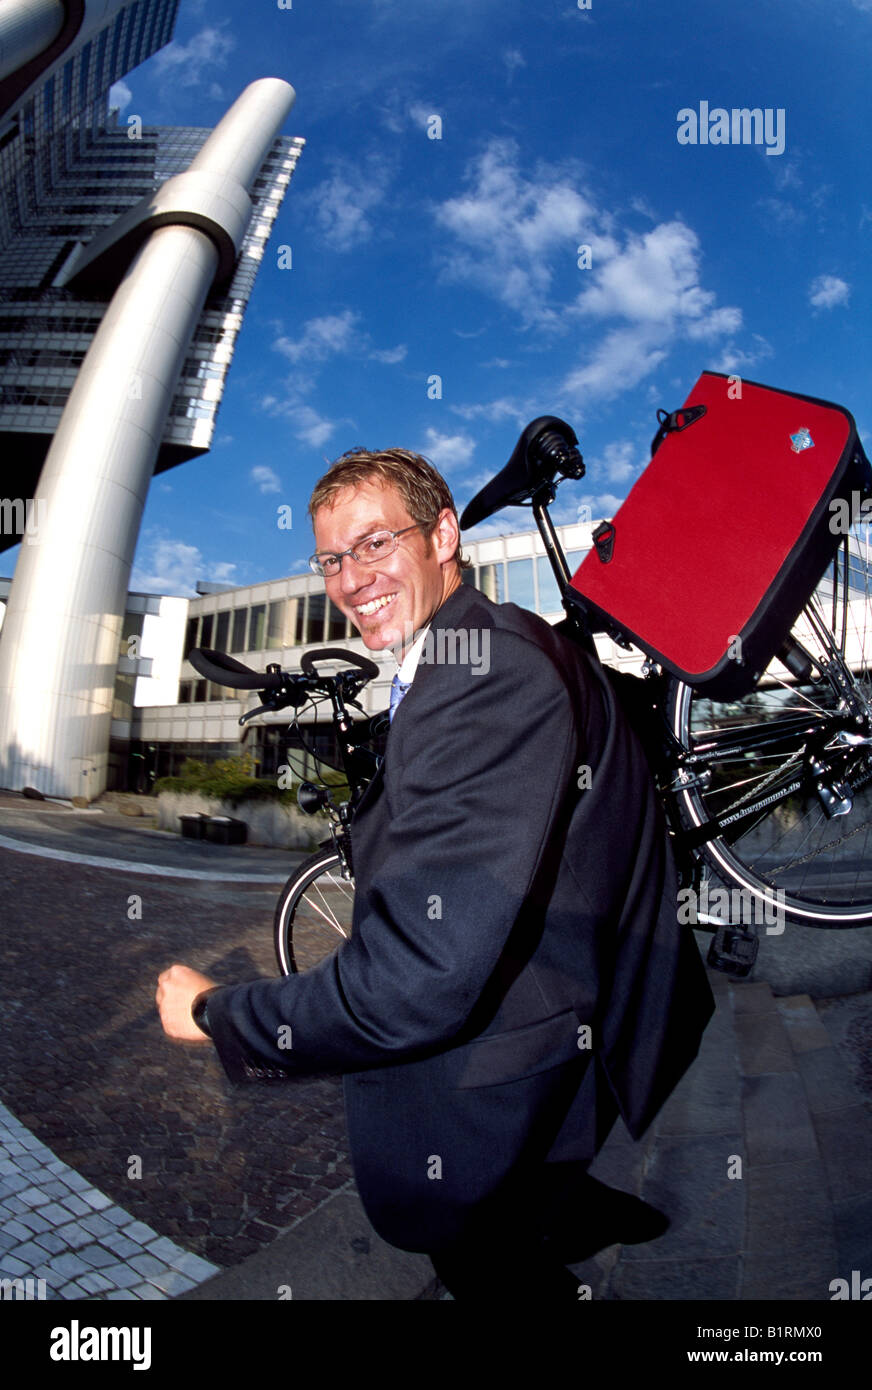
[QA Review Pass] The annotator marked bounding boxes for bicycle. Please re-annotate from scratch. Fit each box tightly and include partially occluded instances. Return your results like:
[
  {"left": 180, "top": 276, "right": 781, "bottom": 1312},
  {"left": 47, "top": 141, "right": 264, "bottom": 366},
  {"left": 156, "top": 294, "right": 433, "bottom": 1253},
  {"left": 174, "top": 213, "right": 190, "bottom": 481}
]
[
  {"left": 191, "top": 410, "right": 872, "bottom": 977},
  {"left": 188, "top": 644, "right": 383, "bottom": 975}
]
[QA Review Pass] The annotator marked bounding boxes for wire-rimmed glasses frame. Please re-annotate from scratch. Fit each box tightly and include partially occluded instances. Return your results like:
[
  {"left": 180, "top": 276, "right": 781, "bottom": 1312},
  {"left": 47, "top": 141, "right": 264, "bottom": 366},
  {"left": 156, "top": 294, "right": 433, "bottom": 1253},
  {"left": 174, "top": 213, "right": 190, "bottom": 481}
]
[{"left": 309, "top": 523, "right": 423, "bottom": 578}]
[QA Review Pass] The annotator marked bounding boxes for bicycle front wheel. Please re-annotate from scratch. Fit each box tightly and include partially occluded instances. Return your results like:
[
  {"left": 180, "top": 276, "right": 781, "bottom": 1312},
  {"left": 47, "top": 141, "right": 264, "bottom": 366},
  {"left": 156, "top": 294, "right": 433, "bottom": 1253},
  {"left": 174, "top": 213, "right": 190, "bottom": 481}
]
[
  {"left": 274, "top": 848, "right": 355, "bottom": 975},
  {"left": 668, "top": 535, "right": 872, "bottom": 927}
]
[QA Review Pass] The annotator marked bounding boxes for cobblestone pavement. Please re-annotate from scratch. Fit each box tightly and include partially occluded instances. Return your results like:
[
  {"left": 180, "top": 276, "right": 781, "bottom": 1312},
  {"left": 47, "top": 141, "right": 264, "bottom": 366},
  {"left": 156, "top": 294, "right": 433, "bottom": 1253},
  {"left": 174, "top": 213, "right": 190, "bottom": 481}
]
[{"left": 0, "top": 838, "right": 355, "bottom": 1284}]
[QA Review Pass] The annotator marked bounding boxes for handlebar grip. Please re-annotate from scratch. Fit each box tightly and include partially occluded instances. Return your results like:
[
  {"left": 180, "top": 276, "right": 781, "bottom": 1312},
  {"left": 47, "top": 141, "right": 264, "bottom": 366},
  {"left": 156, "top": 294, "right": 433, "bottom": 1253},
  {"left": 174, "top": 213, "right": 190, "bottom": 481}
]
[
  {"left": 299, "top": 647, "right": 380, "bottom": 681},
  {"left": 188, "top": 648, "right": 284, "bottom": 691}
]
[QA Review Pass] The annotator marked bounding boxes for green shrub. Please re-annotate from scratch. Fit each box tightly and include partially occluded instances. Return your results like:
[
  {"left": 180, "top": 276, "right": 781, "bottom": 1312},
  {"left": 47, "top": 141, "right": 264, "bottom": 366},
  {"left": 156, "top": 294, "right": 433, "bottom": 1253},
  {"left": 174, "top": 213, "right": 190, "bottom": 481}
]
[{"left": 154, "top": 754, "right": 350, "bottom": 808}]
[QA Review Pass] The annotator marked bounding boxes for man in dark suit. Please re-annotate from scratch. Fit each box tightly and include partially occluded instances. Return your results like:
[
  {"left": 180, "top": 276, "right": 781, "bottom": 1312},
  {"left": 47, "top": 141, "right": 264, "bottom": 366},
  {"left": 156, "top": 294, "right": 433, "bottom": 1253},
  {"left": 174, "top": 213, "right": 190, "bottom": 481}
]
[{"left": 157, "top": 448, "right": 714, "bottom": 1300}]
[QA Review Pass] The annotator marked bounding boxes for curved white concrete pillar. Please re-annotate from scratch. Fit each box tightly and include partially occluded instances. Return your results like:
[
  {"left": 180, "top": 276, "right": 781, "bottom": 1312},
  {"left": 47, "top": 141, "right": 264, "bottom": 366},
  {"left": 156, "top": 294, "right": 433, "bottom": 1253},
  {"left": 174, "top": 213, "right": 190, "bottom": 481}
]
[
  {"left": 0, "top": 79, "right": 296, "bottom": 798},
  {"left": 0, "top": 0, "right": 65, "bottom": 83}
]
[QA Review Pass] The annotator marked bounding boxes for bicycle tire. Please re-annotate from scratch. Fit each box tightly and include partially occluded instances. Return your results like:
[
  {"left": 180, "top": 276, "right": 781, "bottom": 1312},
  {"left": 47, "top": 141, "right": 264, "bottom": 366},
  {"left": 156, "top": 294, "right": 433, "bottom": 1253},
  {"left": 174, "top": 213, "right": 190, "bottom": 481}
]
[
  {"left": 274, "top": 848, "right": 355, "bottom": 975},
  {"left": 667, "top": 537, "right": 872, "bottom": 927}
]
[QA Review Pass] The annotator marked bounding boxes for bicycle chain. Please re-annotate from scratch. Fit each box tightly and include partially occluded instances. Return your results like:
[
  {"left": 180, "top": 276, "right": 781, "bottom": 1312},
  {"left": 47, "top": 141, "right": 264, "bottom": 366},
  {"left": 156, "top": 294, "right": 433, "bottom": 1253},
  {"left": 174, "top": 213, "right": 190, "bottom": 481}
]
[{"left": 758, "top": 759, "right": 872, "bottom": 877}]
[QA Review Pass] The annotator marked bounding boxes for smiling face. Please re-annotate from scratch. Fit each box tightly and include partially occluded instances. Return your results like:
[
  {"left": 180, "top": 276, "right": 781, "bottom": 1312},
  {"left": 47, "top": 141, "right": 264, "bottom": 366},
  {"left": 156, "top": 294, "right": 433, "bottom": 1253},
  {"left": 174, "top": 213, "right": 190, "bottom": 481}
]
[{"left": 312, "top": 477, "right": 462, "bottom": 654}]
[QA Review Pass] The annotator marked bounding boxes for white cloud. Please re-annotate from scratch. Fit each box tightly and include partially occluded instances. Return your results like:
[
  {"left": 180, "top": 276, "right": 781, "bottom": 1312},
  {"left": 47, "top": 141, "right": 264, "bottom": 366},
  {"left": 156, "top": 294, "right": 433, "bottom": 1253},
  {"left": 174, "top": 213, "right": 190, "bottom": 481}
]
[
  {"left": 574, "top": 222, "right": 740, "bottom": 338},
  {"left": 502, "top": 49, "right": 526, "bottom": 79},
  {"left": 251, "top": 465, "right": 281, "bottom": 494},
  {"left": 369, "top": 344, "right": 407, "bottom": 364},
  {"left": 451, "top": 397, "right": 528, "bottom": 425},
  {"left": 434, "top": 138, "right": 595, "bottom": 328},
  {"left": 274, "top": 311, "right": 361, "bottom": 364},
  {"left": 434, "top": 141, "right": 739, "bottom": 403},
  {"left": 130, "top": 538, "right": 237, "bottom": 597},
  {"left": 710, "top": 334, "right": 774, "bottom": 375},
  {"left": 599, "top": 442, "right": 639, "bottom": 485},
  {"left": 562, "top": 327, "right": 669, "bottom": 403},
  {"left": 151, "top": 25, "right": 234, "bottom": 85},
  {"left": 302, "top": 155, "right": 392, "bottom": 252},
  {"left": 108, "top": 81, "right": 132, "bottom": 113},
  {"left": 419, "top": 428, "right": 476, "bottom": 471},
  {"left": 262, "top": 396, "right": 338, "bottom": 449},
  {"left": 809, "top": 274, "right": 850, "bottom": 310}
]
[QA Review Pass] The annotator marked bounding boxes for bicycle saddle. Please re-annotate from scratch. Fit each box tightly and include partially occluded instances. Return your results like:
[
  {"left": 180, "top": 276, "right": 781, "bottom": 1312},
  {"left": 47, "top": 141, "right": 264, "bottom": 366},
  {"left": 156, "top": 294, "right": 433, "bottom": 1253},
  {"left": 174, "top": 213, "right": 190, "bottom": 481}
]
[{"left": 460, "top": 416, "right": 583, "bottom": 529}]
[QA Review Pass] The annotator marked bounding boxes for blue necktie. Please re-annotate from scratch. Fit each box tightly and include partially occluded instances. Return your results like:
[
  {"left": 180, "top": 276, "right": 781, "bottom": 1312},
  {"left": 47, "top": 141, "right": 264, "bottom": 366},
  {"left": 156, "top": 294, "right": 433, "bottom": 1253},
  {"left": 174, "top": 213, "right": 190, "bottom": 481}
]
[{"left": 389, "top": 674, "right": 411, "bottom": 723}]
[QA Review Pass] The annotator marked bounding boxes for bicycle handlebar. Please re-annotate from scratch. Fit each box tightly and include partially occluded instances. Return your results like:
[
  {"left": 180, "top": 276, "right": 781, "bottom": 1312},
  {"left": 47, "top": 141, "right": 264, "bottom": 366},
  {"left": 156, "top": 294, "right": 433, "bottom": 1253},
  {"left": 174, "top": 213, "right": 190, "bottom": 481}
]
[
  {"left": 188, "top": 648, "right": 284, "bottom": 690},
  {"left": 300, "top": 647, "right": 380, "bottom": 681}
]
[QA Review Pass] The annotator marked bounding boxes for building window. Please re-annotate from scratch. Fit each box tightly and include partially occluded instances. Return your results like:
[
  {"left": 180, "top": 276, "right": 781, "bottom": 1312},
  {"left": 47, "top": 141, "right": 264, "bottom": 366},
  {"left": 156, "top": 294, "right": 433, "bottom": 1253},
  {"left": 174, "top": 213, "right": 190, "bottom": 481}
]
[
  {"left": 178, "top": 681, "right": 192, "bottom": 703},
  {"left": 267, "top": 599, "right": 287, "bottom": 648},
  {"left": 478, "top": 562, "right": 505, "bottom": 603},
  {"left": 294, "top": 595, "right": 306, "bottom": 644},
  {"left": 199, "top": 613, "right": 213, "bottom": 648},
  {"left": 249, "top": 603, "right": 266, "bottom": 650},
  {"left": 507, "top": 558, "right": 535, "bottom": 610},
  {"left": 214, "top": 610, "right": 230, "bottom": 653},
  {"left": 536, "top": 555, "right": 562, "bottom": 614},
  {"left": 184, "top": 616, "right": 198, "bottom": 658},
  {"left": 327, "top": 600, "right": 346, "bottom": 640},
  {"left": 194, "top": 679, "right": 207, "bottom": 703},
  {"left": 306, "top": 594, "right": 325, "bottom": 644},
  {"left": 231, "top": 608, "right": 247, "bottom": 653}
]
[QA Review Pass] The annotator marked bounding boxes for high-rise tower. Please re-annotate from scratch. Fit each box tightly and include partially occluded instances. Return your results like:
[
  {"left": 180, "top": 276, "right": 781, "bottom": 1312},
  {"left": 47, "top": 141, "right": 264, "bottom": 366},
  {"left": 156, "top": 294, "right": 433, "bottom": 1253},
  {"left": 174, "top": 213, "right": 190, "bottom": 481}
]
[{"left": 0, "top": 1, "right": 303, "bottom": 798}]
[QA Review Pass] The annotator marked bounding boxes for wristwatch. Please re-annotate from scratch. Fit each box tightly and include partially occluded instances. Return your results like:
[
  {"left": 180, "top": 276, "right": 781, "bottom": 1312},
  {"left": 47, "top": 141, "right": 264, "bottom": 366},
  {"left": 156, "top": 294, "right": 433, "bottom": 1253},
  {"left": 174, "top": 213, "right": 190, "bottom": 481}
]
[{"left": 191, "top": 987, "right": 220, "bottom": 1038}]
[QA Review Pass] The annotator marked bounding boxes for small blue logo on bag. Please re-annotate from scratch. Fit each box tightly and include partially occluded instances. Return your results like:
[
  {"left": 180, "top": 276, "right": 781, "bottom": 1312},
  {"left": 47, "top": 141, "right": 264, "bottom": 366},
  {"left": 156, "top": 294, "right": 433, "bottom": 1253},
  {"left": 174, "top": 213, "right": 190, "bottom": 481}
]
[{"left": 790, "top": 427, "right": 814, "bottom": 454}]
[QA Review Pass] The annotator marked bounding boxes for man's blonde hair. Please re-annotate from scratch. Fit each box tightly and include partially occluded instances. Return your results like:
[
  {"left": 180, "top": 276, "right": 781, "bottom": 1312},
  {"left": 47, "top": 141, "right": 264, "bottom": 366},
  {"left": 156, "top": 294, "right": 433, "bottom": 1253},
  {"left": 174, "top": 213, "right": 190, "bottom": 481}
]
[{"left": 308, "top": 447, "right": 471, "bottom": 571}]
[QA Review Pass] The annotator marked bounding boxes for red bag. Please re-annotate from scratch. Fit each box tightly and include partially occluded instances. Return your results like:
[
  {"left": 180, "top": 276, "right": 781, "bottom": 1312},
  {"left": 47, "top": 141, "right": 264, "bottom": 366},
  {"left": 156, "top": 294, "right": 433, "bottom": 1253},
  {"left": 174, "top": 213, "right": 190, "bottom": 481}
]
[{"left": 568, "top": 371, "right": 871, "bottom": 697}]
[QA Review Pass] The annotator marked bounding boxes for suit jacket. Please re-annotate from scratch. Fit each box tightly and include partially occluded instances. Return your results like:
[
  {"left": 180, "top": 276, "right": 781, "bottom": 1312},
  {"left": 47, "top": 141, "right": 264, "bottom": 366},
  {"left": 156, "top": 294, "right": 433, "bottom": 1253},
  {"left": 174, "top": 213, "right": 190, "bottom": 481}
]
[{"left": 205, "top": 583, "right": 714, "bottom": 1251}]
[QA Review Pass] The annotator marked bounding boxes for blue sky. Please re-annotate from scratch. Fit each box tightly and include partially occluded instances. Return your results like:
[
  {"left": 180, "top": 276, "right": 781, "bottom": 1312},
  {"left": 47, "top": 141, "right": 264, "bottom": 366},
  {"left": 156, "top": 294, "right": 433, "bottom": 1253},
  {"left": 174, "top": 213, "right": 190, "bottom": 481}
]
[{"left": 112, "top": 0, "right": 871, "bottom": 592}]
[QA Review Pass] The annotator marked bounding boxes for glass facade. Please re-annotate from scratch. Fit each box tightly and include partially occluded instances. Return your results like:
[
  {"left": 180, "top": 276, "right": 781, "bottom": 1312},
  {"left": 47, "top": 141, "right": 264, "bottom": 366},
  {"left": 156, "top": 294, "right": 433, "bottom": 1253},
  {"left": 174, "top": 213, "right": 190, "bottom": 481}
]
[{"left": 0, "top": 0, "right": 304, "bottom": 551}]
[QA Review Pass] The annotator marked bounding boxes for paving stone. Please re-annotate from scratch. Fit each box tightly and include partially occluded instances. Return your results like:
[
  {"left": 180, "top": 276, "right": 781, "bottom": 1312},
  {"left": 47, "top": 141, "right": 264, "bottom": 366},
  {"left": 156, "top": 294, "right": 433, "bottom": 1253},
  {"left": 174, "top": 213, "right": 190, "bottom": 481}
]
[
  {"left": 17, "top": 1210, "right": 52, "bottom": 1234},
  {"left": 743, "top": 1073, "right": 819, "bottom": 1165},
  {"left": 148, "top": 1268, "right": 197, "bottom": 1296},
  {"left": 145, "top": 1235, "right": 187, "bottom": 1262},
  {"left": 47, "top": 1251, "right": 90, "bottom": 1279},
  {"left": 16, "top": 1186, "right": 51, "bottom": 1208},
  {"left": 8, "top": 1239, "right": 49, "bottom": 1266},
  {"left": 832, "top": 1193, "right": 872, "bottom": 1274},
  {"left": 796, "top": 1048, "right": 866, "bottom": 1115},
  {"left": 60, "top": 1194, "right": 92, "bottom": 1217},
  {"left": 62, "top": 1172, "right": 91, "bottom": 1193},
  {"left": 731, "top": 982, "right": 777, "bottom": 1015},
  {"left": 81, "top": 1190, "right": 113, "bottom": 1211},
  {"left": 776, "top": 995, "right": 833, "bottom": 1054},
  {"left": 0, "top": 1256, "right": 29, "bottom": 1277},
  {"left": 32, "top": 1231, "right": 69, "bottom": 1257},
  {"left": 53, "top": 1222, "right": 94, "bottom": 1250},
  {"left": 734, "top": 1011, "right": 795, "bottom": 1076},
  {"left": 102, "top": 1208, "right": 131, "bottom": 1227},
  {"left": 1, "top": 1195, "right": 27, "bottom": 1214},
  {"left": 134, "top": 1282, "right": 168, "bottom": 1300},
  {"left": 741, "top": 1244, "right": 838, "bottom": 1300},
  {"left": 58, "top": 1281, "right": 88, "bottom": 1298},
  {"left": 745, "top": 1158, "right": 833, "bottom": 1255},
  {"left": 813, "top": 1105, "right": 872, "bottom": 1204},
  {"left": 621, "top": 1134, "right": 745, "bottom": 1263},
  {"left": 106, "top": 1289, "right": 139, "bottom": 1300},
  {"left": 1, "top": 1177, "right": 31, "bottom": 1197},
  {"left": 78, "top": 1244, "right": 121, "bottom": 1270},
  {"left": 129, "top": 1252, "right": 170, "bottom": 1278},
  {"left": 122, "top": 1220, "right": 159, "bottom": 1245},
  {"left": 102, "top": 1233, "right": 142, "bottom": 1259},
  {"left": 79, "top": 1213, "right": 115, "bottom": 1239},
  {"left": 77, "top": 1271, "right": 115, "bottom": 1294},
  {"left": 39, "top": 1202, "right": 78, "bottom": 1227},
  {"left": 167, "top": 1249, "right": 221, "bottom": 1279},
  {"left": 612, "top": 1254, "right": 741, "bottom": 1300}
]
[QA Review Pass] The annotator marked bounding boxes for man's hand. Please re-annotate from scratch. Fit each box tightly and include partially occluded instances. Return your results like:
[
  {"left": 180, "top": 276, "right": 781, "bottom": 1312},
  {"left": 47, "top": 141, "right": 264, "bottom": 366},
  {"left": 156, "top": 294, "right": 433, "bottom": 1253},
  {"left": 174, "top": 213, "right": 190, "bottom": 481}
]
[{"left": 156, "top": 963, "right": 217, "bottom": 1043}]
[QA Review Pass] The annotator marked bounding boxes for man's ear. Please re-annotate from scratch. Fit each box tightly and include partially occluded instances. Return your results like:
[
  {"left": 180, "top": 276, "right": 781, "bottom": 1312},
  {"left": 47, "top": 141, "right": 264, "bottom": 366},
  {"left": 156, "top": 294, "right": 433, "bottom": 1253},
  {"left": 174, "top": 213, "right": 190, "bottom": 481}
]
[{"left": 433, "top": 507, "right": 460, "bottom": 564}]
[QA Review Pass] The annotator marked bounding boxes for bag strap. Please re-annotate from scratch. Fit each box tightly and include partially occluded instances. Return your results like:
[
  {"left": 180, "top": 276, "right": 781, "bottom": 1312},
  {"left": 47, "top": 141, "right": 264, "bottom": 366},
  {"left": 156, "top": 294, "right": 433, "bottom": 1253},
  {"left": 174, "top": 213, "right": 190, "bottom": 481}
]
[{"left": 650, "top": 402, "right": 707, "bottom": 456}]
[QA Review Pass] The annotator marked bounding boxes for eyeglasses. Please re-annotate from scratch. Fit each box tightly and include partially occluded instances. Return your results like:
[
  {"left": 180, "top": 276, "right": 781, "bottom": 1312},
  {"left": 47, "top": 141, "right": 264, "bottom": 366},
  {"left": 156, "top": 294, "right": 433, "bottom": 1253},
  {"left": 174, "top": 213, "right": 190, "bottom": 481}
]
[{"left": 309, "top": 524, "right": 421, "bottom": 578}]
